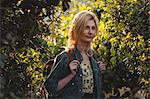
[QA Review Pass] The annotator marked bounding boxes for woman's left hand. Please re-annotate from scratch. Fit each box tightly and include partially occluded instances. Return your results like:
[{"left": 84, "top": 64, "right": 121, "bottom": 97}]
[{"left": 98, "top": 61, "right": 106, "bottom": 72}]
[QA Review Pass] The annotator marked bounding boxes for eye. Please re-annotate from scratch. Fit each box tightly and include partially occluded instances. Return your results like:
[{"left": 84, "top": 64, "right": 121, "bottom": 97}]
[
  {"left": 85, "top": 26, "right": 89, "bottom": 30},
  {"left": 92, "top": 26, "right": 96, "bottom": 30}
]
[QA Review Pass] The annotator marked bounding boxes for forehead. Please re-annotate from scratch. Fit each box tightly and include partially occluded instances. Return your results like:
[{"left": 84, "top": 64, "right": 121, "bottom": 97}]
[{"left": 85, "top": 20, "right": 96, "bottom": 27}]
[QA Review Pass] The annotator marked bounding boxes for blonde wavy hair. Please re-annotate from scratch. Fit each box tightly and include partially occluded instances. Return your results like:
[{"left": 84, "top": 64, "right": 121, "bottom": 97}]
[{"left": 66, "top": 10, "right": 99, "bottom": 51}]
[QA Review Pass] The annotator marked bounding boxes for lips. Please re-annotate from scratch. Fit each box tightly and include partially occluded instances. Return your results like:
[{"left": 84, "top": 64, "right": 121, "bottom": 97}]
[{"left": 86, "top": 35, "right": 94, "bottom": 39}]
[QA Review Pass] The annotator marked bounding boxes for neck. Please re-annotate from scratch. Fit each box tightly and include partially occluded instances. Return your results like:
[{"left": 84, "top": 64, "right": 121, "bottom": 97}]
[{"left": 76, "top": 41, "right": 90, "bottom": 54}]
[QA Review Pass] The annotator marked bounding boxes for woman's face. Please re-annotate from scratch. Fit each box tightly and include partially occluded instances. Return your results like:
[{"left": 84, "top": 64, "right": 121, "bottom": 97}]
[{"left": 78, "top": 19, "right": 96, "bottom": 43}]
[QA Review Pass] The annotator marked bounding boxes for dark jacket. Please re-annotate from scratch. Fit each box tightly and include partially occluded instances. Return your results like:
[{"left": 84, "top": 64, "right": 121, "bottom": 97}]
[{"left": 44, "top": 47, "right": 102, "bottom": 99}]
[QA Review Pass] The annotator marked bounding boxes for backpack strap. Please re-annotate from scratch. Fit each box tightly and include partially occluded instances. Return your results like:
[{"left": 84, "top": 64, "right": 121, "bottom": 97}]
[{"left": 66, "top": 50, "right": 74, "bottom": 61}]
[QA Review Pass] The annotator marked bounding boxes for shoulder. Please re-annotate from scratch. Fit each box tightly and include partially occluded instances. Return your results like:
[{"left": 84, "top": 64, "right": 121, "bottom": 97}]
[
  {"left": 91, "top": 49, "right": 97, "bottom": 54},
  {"left": 54, "top": 50, "right": 69, "bottom": 61},
  {"left": 91, "top": 49, "right": 99, "bottom": 61}
]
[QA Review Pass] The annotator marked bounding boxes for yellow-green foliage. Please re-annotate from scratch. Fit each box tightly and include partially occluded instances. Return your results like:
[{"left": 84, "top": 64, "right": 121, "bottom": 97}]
[{"left": 0, "top": 0, "right": 149, "bottom": 98}]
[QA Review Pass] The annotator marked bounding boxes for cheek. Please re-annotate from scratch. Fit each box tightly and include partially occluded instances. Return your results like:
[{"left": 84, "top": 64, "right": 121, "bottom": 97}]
[
  {"left": 83, "top": 29, "right": 88, "bottom": 34},
  {"left": 92, "top": 35, "right": 96, "bottom": 39},
  {"left": 93, "top": 31, "right": 97, "bottom": 36}
]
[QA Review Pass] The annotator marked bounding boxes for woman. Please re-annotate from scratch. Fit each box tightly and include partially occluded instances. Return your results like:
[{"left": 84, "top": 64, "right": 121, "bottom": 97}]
[{"left": 44, "top": 10, "right": 103, "bottom": 99}]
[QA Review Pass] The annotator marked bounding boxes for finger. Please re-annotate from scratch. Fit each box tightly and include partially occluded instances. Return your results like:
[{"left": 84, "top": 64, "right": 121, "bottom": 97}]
[
  {"left": 73, "top": 62, "right": 78, "bottom": 65},
  {"left": 101, "top": 64, "right": 105, "bottom": 67},
  {"left": 97, "top": 61, "right": 102, "bottom": 64},
  {"left": 72, "top": 60, "right": 80, "bottom": 64},
  {"left": 101, "top": 63, "right": 106, "bottom": 65},
  {"left": 73, "top": 68, "right": 77, "bottom": 72},
  {"left": 72, "top": 70, "right": 76, "bottom": 75}
]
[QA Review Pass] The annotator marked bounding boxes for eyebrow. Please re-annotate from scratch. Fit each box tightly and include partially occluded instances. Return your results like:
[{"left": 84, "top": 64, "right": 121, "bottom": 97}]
[{"left": 85, "top": 25, "right": 96, "bottom": 28}]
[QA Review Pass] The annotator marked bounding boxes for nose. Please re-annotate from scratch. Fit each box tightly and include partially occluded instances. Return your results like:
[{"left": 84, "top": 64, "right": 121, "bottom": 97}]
[{"left": 89, "top": 28, "right": 93, "bottom": 35}]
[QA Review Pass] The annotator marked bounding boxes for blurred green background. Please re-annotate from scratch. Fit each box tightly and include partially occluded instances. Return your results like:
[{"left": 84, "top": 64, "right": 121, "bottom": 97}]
[{"left": 0, "top": 0, "right": 149, "bottom": 98}]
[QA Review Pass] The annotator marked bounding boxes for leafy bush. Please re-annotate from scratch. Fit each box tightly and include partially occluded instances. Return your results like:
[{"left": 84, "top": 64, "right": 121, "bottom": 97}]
[
  {"left": 0, "top": 0, "right": 149, "bottom": 98},
  {"left": 0, "top": 0, "right": 69, "bottom": 98},
  {"left": 93, "top": 0, "right": 149, "bottom": 98}
]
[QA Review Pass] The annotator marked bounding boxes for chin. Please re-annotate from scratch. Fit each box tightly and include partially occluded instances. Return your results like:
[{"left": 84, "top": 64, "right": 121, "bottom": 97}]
[
  {"left": 84, "top": 40, "right": 92, "bottom": 43},
  {"left": 80, "top": 38, "right": 93, "bottom": 43}
]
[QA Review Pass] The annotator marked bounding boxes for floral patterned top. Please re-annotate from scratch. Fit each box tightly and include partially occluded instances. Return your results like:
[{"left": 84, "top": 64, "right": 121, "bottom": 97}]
[{"left": 80, "top": 61, "right": 94, "bottom": 94}]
